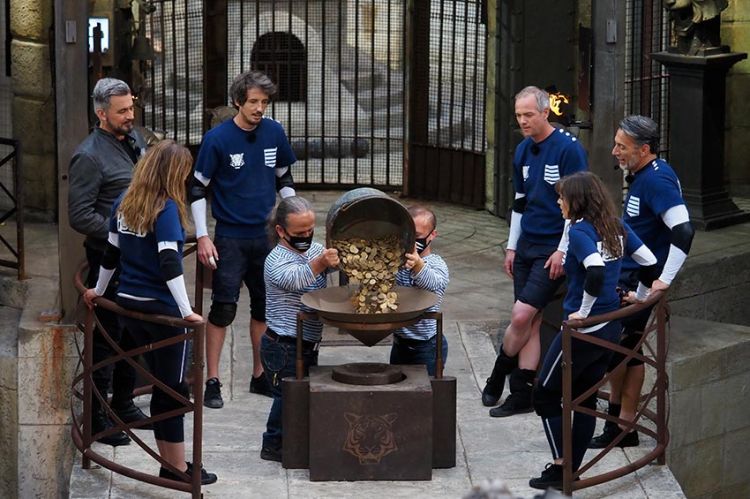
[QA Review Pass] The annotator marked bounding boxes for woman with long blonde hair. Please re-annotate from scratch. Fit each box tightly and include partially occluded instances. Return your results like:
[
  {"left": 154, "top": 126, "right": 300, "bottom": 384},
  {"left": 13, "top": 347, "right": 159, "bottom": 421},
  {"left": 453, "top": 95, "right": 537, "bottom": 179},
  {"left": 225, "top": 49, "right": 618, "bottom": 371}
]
[{"left": 84, "top": 139, "right": 217, "bottom": 485}]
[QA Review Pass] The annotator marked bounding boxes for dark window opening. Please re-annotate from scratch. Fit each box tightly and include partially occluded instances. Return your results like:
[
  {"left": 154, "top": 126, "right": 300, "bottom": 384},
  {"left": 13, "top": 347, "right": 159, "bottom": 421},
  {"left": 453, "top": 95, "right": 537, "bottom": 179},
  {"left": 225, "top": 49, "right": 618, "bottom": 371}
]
[{"left": 251, "top": 32, "right": 306, "bottom": 102}]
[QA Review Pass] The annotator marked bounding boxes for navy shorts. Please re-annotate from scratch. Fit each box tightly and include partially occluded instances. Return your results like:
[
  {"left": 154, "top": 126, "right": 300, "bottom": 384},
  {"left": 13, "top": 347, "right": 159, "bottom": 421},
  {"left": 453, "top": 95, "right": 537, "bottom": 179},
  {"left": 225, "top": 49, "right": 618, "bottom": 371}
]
[
  {"left": 513, "top": 237, "right": 565, "bottom": 310},
  {"left": 212, "top": 235, "right": 270, "bottom": 322}
]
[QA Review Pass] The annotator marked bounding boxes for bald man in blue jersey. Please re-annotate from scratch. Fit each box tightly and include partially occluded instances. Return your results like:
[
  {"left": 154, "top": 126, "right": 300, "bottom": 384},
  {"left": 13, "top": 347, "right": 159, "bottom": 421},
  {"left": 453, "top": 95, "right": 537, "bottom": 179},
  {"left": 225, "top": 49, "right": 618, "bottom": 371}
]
[{"left": 482, "top": 86, "right": 588, "bottom": 417}]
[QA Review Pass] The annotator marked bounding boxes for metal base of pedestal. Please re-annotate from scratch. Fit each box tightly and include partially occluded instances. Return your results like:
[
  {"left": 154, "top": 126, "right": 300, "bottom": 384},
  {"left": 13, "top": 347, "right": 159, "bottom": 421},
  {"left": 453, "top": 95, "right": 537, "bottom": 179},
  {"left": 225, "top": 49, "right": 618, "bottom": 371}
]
[
  {"left": 687, "top": 202, "right": 750, "bottom": 231},
  {"left": 281, "top": 364, "right": 457, "bottom": 480}
]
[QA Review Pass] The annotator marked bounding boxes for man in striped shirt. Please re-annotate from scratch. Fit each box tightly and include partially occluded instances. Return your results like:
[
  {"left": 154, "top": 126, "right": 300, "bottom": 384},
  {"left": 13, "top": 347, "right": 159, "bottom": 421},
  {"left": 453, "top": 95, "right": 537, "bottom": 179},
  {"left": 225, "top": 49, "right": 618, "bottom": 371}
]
[
  {"left": 259, "top": 196, "right": 339, "bottom": 462},
  {"left": 390, "top": 205, "right": 450, "bottom": 376}
]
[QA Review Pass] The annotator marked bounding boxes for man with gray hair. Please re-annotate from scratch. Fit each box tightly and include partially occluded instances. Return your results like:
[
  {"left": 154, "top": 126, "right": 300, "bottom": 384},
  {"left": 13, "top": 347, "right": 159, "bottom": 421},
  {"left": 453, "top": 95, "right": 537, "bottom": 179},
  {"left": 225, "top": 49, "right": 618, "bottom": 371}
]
[
  {"left": 589, "top": 115, "right": 694, "bottom": 449},
  {"left": 69, "top": 77, "right": 149, "bottom": 446},
  {"left": 482, "top": 85, "right": 588, "bottom": 417},
  {"left": 189, "top": 70, "right": 297, "bottom": 409}
]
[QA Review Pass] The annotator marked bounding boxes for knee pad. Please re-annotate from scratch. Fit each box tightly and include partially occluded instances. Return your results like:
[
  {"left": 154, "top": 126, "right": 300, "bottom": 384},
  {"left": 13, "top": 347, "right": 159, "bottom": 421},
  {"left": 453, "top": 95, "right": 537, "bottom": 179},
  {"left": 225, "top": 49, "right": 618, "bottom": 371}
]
[
  {"left": 151, "top": 382, "right": 190, "bottom": 416},
  {"left": 209, "top": 302, "right": 237, "bottom": 327},
  {"left": 533, "top": 385, "right": 561, "bottom": 419}
]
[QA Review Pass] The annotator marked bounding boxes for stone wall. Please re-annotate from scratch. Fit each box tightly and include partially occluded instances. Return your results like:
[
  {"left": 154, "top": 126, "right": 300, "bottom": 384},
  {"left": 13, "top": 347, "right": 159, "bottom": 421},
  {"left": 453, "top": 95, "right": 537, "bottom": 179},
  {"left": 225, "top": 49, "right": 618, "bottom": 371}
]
[
  {"left": 667, "top": 316, "right": 750, "bottom": 498},
  {"left": 0, "top": 308, "right": 20, "bottom": 498},
  {"left": 723, "top": 0, "right": 750, "bottom": 194},
  {"left": 670, "top": 233, "right": 750, "bottom": 327},
  {"left": 0, "top": 271, "right": 78, "bottom": 498},
  {"left": 10, "top": 0, "right": 57, "bottom": 218}
]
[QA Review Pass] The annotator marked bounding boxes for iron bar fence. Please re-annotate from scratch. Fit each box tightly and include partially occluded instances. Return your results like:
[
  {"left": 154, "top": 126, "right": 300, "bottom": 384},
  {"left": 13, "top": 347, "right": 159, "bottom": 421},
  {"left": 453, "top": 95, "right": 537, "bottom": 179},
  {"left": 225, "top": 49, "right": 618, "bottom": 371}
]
[
  {"left": 0, "top": 137, "right": 24, "bottom": 279},
  {"left": 71, "top": 245, "right": 206, "bottom": 498},
  {"left": 560, "top": 290, "right": 670, "bottom": 495},
  {"left": 624, "top": 0, "right": 671, "bottom": 158}
]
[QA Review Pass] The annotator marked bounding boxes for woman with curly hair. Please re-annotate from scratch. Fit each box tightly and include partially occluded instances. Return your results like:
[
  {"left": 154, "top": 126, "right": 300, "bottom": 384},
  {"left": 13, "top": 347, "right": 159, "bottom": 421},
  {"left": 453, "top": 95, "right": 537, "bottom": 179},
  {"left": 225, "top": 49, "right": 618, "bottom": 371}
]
[
  {"left": 529, "top": 171, "right": 658, "bottom": 490},
  {"left": 84, "top": 139, "right": 217, "bottom": 485}
]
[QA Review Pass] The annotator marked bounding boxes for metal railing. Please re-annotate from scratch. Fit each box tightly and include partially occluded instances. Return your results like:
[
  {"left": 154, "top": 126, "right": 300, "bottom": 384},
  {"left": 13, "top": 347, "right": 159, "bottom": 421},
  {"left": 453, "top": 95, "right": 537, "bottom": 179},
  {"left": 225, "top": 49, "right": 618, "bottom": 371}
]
[
  {"left": 71, "top": 257, "right": 206, "bottom": 498},
  {"left": 560, "top": 290, "right": 669, "bottom": 496},
  {"left": 0, "top": 137, "right": 24, "bottom": 279}
]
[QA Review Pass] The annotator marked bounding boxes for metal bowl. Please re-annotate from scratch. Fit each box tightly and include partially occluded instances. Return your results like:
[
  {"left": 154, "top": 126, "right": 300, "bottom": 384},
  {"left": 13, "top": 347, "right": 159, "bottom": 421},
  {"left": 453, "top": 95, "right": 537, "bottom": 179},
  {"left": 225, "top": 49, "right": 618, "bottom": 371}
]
[{"left": 301, "top": 285, "right": 438, "bottom": 325}]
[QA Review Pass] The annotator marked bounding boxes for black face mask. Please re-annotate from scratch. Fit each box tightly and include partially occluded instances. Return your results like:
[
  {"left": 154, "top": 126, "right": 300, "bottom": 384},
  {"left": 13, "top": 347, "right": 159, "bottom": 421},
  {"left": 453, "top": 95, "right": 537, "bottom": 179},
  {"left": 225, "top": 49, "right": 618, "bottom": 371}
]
[
  {"left": 284, "top": 231, "right": 313, "bottom": 252},
  {"left": 415, "top": 237, "right": 431, "bottom": 255}
]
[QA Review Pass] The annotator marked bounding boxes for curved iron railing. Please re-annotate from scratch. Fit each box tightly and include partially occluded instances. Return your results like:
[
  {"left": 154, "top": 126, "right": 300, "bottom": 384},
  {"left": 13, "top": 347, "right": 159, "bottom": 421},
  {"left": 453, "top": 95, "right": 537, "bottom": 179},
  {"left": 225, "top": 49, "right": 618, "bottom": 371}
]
[
  {"left": 560, "top": 290, "right": 670, "bottom": 495},
  {"left": 71, "top": 257, "right": 206, "bottom": 498}
]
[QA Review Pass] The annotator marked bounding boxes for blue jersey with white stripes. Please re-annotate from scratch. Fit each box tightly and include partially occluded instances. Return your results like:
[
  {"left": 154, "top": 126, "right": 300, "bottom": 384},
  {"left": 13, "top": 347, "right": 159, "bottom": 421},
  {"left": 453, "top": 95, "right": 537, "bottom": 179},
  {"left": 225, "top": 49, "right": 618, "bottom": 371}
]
[
  {"left": 513, "top": 128, "right": 588, "bottom": 245},
  {"left": 264, "top": 242, "right": 327, "bottom": 342},
  {"left": 393, "top": 253, "right": 449, "bottom": 340},
  {"left": 622, "top": 158, "right": 685, "bottom": 272},
  {"left": 563, "top": 220, "right": 644, "bottom": 317},
  {"left": 194, "top": 117, "right": 296, "bottom": 239},
  {"left": 111, "top": 196, "right": 185, "bottom": 307}
]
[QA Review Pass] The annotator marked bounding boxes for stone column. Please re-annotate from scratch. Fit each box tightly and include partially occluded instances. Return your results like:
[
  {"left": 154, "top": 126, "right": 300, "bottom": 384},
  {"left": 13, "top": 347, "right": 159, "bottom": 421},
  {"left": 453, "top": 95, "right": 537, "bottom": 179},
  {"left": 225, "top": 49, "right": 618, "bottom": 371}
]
[
  {"left": 722, "top": 3, "right": 750, "bottom": 194},
  {"left": 10, "top": 0, "right": 57, "bottom": 218}
]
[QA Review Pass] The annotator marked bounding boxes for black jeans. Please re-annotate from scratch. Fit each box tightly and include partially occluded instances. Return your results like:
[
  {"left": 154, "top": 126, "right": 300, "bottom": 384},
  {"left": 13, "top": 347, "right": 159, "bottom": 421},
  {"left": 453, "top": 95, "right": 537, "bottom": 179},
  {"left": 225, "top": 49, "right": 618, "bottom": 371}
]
[
  {"left": 260, "top": 332, "right": 318, "bottom": 450},
  {"left": 117, "top": 297, "right": 189, "bottom": 443},
  {"left": 85, "top": 246, "right": 137, "bottom": 414}
]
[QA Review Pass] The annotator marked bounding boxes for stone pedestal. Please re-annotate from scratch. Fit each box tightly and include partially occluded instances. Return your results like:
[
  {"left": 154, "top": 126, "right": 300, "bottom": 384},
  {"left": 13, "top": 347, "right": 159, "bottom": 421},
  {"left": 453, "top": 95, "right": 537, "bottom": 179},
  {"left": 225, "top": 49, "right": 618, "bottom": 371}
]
[
  {"left": 308, "top": 365, "right": 433, "bottom": 481},
  {"left": 282, "top": 363, "right": 457, "bottom": 481},
  {"left": 652, "top": 50, "right": 750, "bottom": 231}
]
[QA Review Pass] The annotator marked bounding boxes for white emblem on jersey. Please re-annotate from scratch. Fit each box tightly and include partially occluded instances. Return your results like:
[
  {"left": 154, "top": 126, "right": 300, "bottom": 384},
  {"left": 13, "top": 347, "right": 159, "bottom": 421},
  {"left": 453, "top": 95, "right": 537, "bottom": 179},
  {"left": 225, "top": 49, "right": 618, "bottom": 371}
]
[
  {"left": 117, "top": 212, "right": 146, "bottom": 238},
  {"left": 544, "top": 164, "right": 560, "bottom": 185},
  {"left": 264, "top": 147, "right": 278, "bottom": 168},
  {"left": 229, "top": 153, "right": 245, "bottom": 169},
  {"left": 522, "top": 165, "right": 530, "bottom": 181},
  {"left": 626, "top": 195, "right": 640, "bottom": 217},
  {"left": 596, "top": 236, "right": 623, "bottom": 263}
]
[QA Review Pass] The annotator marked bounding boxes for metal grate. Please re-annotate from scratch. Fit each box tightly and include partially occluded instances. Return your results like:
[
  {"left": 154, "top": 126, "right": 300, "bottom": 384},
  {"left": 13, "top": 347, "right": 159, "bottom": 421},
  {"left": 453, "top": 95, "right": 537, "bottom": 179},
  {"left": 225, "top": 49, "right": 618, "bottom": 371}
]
[
  {"left": 142, "top": 0, "right": 204, "bottom": 145},
  {"left": 0, "top": 1, "right": 14, "bottom": 213},
  {"left": 427, "top": 0, "right": 486, "bottom": 153},
  {"left": 624, "top": 0, "right": 671, "bottom": 158},
  {"left": 228, "top": 0, "right": 406, "bottom": 188}
]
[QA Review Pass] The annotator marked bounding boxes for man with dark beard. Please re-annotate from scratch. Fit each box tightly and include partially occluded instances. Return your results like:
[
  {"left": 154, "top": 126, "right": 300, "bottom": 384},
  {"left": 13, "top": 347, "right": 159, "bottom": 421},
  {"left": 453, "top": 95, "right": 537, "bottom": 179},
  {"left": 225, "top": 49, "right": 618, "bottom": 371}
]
[{"left": 69, "top": 77, "right": 149, "bottom": 446}]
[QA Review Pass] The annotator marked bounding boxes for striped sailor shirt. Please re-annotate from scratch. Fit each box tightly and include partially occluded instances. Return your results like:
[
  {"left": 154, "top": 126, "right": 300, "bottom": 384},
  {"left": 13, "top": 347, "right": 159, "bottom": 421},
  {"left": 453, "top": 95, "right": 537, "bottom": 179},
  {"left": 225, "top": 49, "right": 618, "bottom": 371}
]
[
  {"left": 393, "top": 253, "right": 449, "bottom": 341},
  {"left": 264, "top": 242, "right": 328, "bottom": 342}
]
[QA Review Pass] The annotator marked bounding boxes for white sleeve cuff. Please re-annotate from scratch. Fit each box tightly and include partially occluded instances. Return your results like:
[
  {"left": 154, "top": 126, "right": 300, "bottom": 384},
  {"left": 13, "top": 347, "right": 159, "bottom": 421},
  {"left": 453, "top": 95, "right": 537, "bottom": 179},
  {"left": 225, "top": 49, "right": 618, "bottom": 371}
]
[
  {"left": 166, "top": 275, "right": 194, "bottom": 318},
  {"left": 577, "top": 291, "right": 597, "bottom": 318},
  {"left": 191, "top": 198, "right": 209, "bottom": 239},
  {"left": 658, "top": 245, "right": 687, "bottom": 285},
  {"left": 94, "top": 267, "right": 115, "bottom": 296},
  {"left": 630, "top": 244, "right": 657, "bottom": 266},
  {"left": 507, "top": 211, "right": 522, "bottom": 250},
  {"left": 636, "top": 282, "right": 650, "bottom": 301}
]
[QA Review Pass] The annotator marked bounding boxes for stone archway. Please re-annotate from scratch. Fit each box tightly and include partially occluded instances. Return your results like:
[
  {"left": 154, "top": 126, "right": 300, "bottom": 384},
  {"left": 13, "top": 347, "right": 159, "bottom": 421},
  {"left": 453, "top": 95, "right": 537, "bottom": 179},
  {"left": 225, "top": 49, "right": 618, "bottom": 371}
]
[{"left": 251, "top": 31, "right": 307, "bottom": 102}]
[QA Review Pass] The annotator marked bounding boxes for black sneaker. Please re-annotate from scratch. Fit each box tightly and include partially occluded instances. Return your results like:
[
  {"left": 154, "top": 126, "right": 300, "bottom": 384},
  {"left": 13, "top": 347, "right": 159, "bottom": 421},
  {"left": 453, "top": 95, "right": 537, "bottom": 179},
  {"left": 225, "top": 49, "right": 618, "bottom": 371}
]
[
  {"left": 249, "top": 372, "right": 273, "bottom": 398},
  {"left": 260, "top": 446, "right": 282, "bottom": 462},
  {"left": 481, "top": 377, "right": 504, "bottom": 407},
  {"left": 91, "top": 411, "right": 131, "bottom": 447},
  {"left": 204, "top": 378, "right": 224, "bottom": 409},
  {"left": 112, "top": 401, "right": 154, "bottom": 430},
  {"left": 529, "top": 463, "right": 564, "bottom": 490},
  {"left": 590, "top": 427, "right": 639, "bottom": 448},
  {"left": 489, "top": 393, "right": 534, "bottom": 418},
  {"left": 159, "top": 461, "right": 218, "bottom": 485}
]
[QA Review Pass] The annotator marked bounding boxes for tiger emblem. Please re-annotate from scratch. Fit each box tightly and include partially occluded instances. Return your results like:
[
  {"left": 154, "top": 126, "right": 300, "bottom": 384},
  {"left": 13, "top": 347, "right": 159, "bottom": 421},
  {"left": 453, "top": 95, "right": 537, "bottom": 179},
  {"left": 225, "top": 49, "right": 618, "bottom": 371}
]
[{"left": 342, "top": 413, "right": 398, "bottom": 464}]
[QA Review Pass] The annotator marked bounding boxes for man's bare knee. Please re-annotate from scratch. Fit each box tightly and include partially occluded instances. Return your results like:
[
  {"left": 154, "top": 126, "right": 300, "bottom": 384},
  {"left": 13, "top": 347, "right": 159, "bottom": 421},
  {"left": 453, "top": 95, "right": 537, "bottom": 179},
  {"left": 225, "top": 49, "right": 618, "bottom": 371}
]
[{"left": 509, "top": 302, "right": 539, "bottom": 330}]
